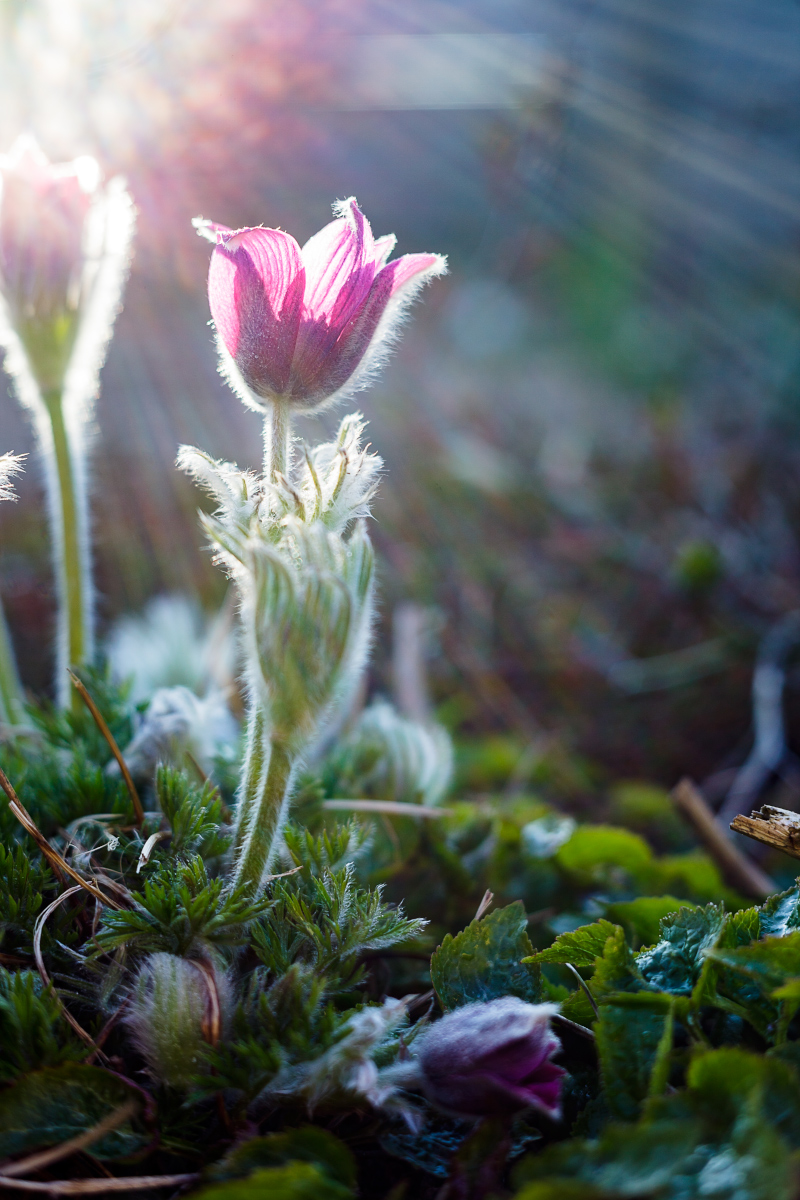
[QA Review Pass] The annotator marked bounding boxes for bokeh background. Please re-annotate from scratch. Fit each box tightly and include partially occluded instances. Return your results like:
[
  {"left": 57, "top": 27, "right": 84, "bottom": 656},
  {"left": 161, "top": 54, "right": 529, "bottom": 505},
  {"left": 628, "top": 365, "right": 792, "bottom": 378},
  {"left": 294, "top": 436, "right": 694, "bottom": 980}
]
[{"left": 2, "top": 0, "right": 800, "bottom": 802}]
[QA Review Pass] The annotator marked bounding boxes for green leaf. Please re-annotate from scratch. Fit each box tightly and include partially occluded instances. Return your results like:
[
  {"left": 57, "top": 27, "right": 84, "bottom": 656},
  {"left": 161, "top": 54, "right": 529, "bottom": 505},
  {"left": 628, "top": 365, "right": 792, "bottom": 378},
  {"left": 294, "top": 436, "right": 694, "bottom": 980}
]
[
  {"left": 0, "top": 1064, "right": 149, "bottom": 1159},
  {"left": 0, "top": 970, "right": 83, "bottom": 1082},
  {"left": 431, "top": 901, "right": 544, "bottom": 1010},
  {"left": 709, "top": 932, "right": 800, "bottom": 991},
  {"left": 596, "top": 1003, "right": 672, "bottom": 1121},
  {"left": 523, "top": 920, "right": 619, "bottom": 968},
  {"left": 554, "top": 825, "right": 652, "bottom": 887},
  {"left": 195, "top": 1163, "right": 354, "bottom": 1200},
  {"left": 207, "top": 1127, "right": 357, "bottom": 1188},
  {"left": 604, "top": 897, "right": 693, "bottom": 949},
  {"left": 759, "top": 883, "right": 800, "bottom": 937},
  {"left": 636, "top": 903, "right": 727, "bottom": 994},
  {"left": 513, "top": 1119, "right": 702, "bottom": 1197}
]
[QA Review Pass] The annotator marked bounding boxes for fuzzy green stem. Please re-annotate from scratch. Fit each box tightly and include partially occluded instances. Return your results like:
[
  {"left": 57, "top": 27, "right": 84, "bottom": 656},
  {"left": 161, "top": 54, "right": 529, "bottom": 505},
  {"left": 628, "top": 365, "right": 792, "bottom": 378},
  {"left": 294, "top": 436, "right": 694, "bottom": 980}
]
[
  {"left": 233, "top": 737, "right": 294, "bottom": 893},
  {"left": 264, "top": 400, "right": 291, "bottom": 483},
  {"left": 44, "top": 389, "right": 90, "bottom": 709},
  {"left": 234, "top": 702, "right": 267, "bottom": 855},
  {"left": 0, "top": 599, "right": 24, "bottom": 724}
]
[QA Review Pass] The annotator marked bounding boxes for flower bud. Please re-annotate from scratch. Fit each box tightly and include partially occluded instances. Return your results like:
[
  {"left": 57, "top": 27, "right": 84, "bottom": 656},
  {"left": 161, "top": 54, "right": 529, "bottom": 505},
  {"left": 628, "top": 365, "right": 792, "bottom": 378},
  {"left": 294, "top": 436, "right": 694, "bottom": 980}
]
[
  {"left": 116, "top": 685, "right": 238, "bottom": 779},
  {"left": 330, "top": 700, "right": 453, "bottom": 807},
  {"left": 124, "top": 953, "right": 231, "bottom": 1089},
  {"left": 195, "top": 198, "right": 446, "bottom": 413},
  {"left": 0, "top": 136, "right": 97, "bottom": 390},
  {"left": 414, "top": 998, "right": 565, "bottom": 1120}
]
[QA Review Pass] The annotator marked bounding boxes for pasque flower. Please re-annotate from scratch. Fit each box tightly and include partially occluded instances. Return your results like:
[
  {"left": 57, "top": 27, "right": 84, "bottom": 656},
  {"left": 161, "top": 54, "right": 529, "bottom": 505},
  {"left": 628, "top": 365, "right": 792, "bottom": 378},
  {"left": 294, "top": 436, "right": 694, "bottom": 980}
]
[
  {"left": 0, "top": 134, "right": 134, "bottom": 708},
  {"left": 195, "top": 198, "right": 446, "bottom": 412},
  {"left": 0, "top": 135, "right": 98, "bottom": 389},
  {"left": 413, "top": 998, "right": 565, "bottom": 1119}
]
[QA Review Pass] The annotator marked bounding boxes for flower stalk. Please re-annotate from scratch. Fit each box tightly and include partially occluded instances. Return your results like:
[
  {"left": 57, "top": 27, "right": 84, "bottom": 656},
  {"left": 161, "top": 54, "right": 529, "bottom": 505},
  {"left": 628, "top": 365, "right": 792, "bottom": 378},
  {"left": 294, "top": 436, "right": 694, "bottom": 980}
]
[
  {"left": 183, "top": 197, "right": 444, "bottom": 894},
  {"left": 0, "top": 137, "right": 134, "bottom": 707},
  {"left": 43, "top": 387, "right": 91, "bottom": 696}
]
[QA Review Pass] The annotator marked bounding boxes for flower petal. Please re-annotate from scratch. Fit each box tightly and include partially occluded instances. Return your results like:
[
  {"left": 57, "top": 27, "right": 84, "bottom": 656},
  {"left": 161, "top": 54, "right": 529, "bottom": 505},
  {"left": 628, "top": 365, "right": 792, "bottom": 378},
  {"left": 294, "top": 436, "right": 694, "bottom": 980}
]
[
  {"left": 208, "top": 227, "right": 304, "bottom": 399},
  {"left": 301, "top": 198, "right": 376, "bottom": 322}
]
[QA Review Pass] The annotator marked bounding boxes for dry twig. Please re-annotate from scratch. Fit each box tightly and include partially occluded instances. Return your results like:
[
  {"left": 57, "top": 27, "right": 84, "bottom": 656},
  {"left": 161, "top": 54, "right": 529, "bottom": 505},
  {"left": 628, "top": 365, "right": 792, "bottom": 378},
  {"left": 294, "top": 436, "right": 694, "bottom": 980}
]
[
  {"left": 67, "top": 672, "right": 144, "bottom": 827},
  {"left": 672, "top": 778, "right": 775, "bottom": 899},
  {"left": 730, "top": 804, "right": 800, "bottom": 860},
  {"left": 0, "top": 1102, "right": 138, "bottom": 1180}
]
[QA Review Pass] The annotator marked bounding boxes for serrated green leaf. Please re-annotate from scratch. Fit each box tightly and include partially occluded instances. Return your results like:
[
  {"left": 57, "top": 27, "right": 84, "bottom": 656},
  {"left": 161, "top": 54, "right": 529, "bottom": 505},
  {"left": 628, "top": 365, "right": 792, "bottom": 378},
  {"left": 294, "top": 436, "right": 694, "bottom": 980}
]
[
  {"left": 636, "top": 903, "right": 727, "bottom": 994},
  {"left": 604, "top": 896, "right": 693, "bottom": 949},
  {"left": 759, "top": 883, "right": 800, "bottom": 938},
  {"left": 431, "top": 902, "right": 544, "bottom": 1010},
  {"left": 0, "top": 1064, "right": 148, "bottom": 1159},
  {"left": 523, "top": 920, "right": 619, "bottom": 968}
]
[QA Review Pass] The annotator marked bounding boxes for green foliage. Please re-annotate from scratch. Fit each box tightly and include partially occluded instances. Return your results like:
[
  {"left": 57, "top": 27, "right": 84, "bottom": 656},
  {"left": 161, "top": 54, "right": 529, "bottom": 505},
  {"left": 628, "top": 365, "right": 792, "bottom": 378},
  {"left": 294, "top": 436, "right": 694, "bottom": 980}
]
[
  {"left": 195, "top": 1163, "right": 354, "bottom": 1200},
  {"left": 636, "top": 903, "right": 728, "bottom": 994},
  {"left": 604, "top": 897, "right": 693, "bottom": 949},
  {"left": 207, "top": 1126, "right": 357, "bottom": 1188},
  {"left": 155, "top": 764, "right": 230, "bottom": 859},
  {"left": 524, "top": 919, "right": 619, "bottom": 968},
  {"left": 0, "top": 971, "right": 82, "bottom": 1081},
  {"left": 96, "top": 856, "right": 271, "bottom": 957},
  {"left": 431, "top": 901, "right": 544, "bottom": 1009},
  {"left": 0, "top": 1064, "right": 147, "bottom": 1159},
  {"left": 554, "top": 825, "right": 653, "bottom": 888},
  {"left": 0, "top": 844, "right": 49, "bottom": 945}
]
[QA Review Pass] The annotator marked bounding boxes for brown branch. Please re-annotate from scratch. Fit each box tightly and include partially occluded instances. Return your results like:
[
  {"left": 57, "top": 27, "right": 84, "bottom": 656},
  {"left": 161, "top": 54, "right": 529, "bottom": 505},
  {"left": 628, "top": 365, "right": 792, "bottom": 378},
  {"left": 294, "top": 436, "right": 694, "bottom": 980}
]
[
  {"left": 672, "top": 778, "right": 775, "bottom": 899},
  {"left": 730, "top": 804, "right": 800, "bottom": 861},
  {"left": 0, "top": 1102, "right": 138, "bottom": 1180},
  {"left": 0, "top": 1174, "right": 199, "bottom": 1194},
  {"left": 67, "top": 672, "right": 144, "bottom": 827}
]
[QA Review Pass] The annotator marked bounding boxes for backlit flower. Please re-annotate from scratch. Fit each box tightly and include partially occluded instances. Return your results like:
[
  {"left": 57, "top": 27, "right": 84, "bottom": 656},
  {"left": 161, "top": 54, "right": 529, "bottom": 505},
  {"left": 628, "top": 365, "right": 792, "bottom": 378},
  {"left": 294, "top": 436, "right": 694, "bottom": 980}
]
[
  {"left": 414, "top": 998, "right": 565, "bottom": 1119},
  {"left": 0, "top": 136, "right": 99, "bottom": 389},
  {"left": 195, "top": 198, "right": 446, "bottom": 412}
]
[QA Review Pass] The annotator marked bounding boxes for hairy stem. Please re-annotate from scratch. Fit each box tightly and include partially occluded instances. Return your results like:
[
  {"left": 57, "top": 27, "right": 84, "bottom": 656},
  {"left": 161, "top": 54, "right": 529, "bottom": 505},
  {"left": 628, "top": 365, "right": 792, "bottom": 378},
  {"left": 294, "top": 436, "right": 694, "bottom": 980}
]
[
  {"left": 233, "top": 737, "right": 294, "bottom": 893},
  {"left": 264, "top": 399, "right": 291, "bottom": 483},
  {"left": 44, "top": 389, "right": 91, "bottom": 709},
  {"left": 0, "top": 599, "right": 24, "bottom": 724},
  {"left": 234, "top": 702, "right": 267, "bottom": 855}
]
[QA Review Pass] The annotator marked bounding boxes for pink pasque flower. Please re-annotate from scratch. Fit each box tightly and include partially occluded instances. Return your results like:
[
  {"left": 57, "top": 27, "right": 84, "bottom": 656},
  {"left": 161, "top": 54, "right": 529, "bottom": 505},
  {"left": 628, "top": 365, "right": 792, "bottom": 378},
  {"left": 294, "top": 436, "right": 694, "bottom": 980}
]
[
  {"left": 195, "top": 198, "right": 446, "bottom": 412},
  {"left": 0, "top": 135, "right": 99, "bottom": 324},
  {"left": 414, "top": 998, "right": 566, "bottom": 1120}
]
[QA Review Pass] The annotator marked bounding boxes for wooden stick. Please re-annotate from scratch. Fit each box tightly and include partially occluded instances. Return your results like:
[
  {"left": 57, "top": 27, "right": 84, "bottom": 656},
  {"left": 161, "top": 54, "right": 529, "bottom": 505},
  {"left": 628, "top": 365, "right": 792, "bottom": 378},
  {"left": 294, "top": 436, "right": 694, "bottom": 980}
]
[
  {"left": 0, "top": 1102, "right": 138, "bottom": 1179},
  {"left": 68, "top": 672, "right": 144, "bottom": 827},
  {"left": 0, "top": 1174, "right": 199, "bottom": 1194},
  {"left": 672, "top": 778, "right": 775, "bottom": 899},
  {"left": 322, "top": 799, "right": 453, "bottom": 818},
  {"left": 731, "top": 804, "right": 800, "bottom": 860}
]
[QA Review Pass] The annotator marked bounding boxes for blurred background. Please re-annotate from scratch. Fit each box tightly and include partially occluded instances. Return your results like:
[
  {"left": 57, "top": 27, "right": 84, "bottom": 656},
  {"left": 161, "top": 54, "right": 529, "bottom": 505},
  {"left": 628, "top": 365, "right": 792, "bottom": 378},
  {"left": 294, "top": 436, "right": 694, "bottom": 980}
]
[{"left": 2, "top": 0, "right": 800, "bottom": 803}]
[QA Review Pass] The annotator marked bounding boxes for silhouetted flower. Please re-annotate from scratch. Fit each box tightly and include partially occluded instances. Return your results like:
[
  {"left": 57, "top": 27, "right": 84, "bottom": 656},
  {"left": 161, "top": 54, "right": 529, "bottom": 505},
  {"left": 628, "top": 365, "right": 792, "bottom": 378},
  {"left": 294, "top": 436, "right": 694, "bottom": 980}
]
[
  {"left": 195, "top": 198, "right": 446, "bottom": 412},
  {"left": 414, "top": 998, "right": 565, "bottom": 1119}
]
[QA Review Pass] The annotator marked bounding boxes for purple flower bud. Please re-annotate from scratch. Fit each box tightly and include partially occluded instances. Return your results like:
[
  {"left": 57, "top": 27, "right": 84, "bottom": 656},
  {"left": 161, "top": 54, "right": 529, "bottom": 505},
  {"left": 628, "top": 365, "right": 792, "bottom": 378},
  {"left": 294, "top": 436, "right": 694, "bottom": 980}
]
[
  {"left": 196, "top": 198, "right": 446, "bottom": 412},
  {"left": 415, "top": 998, "right": 566, "bottom": 1120}
]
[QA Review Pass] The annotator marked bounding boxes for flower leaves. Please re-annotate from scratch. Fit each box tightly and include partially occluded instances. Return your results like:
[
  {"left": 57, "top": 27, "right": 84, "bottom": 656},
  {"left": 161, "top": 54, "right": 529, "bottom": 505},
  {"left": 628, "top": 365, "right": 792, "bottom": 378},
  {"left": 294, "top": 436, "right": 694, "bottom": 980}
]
[{"left": 431, "top": 901, "right": 545, "bottom": 1010}]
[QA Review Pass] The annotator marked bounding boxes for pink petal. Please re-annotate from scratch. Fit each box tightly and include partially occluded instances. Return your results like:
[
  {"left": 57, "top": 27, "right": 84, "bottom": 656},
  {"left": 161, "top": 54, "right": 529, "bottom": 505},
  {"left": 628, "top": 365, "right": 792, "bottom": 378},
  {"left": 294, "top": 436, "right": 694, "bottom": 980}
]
[
  {"left": 300, "top": 197, "right": 376, "bottom": 331},
  {"left": 208, "top": 227, "right": 304, "bottom": 399},
  {"left": 373, "top": 233, "right": 397, "bottom": 268},
  {"left": 376, "top": 251, "right": 446, "bottom": 298}
]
